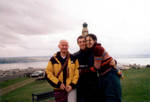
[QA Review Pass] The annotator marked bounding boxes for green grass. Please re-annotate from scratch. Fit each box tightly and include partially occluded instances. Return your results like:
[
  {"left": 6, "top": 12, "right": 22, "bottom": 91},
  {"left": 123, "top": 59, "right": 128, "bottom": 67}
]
[
  {"left": 1, "top": 80, "right": 54, "bottom": 102},
  {"left": 1, "top": 68, "right": 150, "bottom": 102},
  {"left": 121, "top": 68, "right": 150, "bottom": 102},
  {"left": 0, "top": 77, "right": 28, "bottom": 89}
]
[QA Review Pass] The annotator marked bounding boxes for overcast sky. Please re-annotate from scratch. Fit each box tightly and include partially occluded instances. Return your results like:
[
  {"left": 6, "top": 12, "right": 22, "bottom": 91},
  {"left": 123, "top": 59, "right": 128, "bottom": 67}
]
[{"left": 0, "top": 0, "right": 150, "bottom": 57}]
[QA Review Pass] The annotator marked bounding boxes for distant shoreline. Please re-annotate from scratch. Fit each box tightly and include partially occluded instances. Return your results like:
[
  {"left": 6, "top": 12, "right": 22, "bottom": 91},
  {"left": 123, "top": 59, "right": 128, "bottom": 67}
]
[
  {"left": 0, "top": 56, "right": 149, "bottom": 72},
  {"left": 0, "top": 67, "right": 45, "bottom": 82},
  {"left": 0, "top": 57, "right": 149, "bottom": 71},
  {"left": 1, "top": 64, "right": 150, "bottom": 82}
]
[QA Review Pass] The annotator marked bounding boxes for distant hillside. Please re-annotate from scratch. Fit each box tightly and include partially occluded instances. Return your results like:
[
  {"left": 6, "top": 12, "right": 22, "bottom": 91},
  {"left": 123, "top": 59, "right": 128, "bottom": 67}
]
[
  {"left": 116, "top": 54, "right": 150, "bottom": 58},
  {"left": 0, "top": 56, "right": 50, "bottom": 64}
]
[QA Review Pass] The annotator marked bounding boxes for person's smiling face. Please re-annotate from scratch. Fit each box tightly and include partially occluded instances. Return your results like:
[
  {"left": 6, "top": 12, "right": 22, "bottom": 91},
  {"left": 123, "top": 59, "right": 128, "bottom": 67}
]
[
  {"left": 86, "top": 36, "right": 95, "bottom": 48},
  {"left": 77, "top": 38, "right": 86, "bottom": 50}
]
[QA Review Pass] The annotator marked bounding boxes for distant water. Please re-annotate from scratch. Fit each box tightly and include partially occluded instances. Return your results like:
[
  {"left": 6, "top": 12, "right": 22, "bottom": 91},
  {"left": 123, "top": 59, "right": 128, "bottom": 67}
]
[
  {"left": 116, "top": 57, "right": 150, "bottom": 65},
  {"left": 0, "top": 56, "right": 50, "bottom": 70},
  {"left": 0, "top": 56, "right": 149, "bottom": 70}
]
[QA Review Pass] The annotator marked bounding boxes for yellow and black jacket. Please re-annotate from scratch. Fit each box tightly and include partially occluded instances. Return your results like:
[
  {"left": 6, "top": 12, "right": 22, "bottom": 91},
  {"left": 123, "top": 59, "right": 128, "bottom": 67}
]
[{"left": 45, "top": 52, "right": 79, "bottom": 89}]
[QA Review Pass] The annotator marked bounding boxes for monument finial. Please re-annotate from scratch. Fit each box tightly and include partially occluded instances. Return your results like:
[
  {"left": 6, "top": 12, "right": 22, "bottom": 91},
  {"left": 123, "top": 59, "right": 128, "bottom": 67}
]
[
  {"left": 82, "top": 22, "right": 88, "bottom": 36},
  {"left": 83, "top": 22, "right": 88, "bottom": 27}
]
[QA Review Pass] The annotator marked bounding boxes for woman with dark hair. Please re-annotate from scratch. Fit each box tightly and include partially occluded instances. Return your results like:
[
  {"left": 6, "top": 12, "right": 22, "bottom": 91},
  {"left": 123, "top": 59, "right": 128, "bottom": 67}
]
[{"left": 85, "top": 34, "right": 122, "bottom": 102}]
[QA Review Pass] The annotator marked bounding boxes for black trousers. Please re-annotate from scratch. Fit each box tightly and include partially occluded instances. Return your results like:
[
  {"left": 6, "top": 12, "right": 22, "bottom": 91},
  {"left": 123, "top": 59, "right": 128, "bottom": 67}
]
[{"left": 77, "top": 72, "right": 99, "bottom": 102}]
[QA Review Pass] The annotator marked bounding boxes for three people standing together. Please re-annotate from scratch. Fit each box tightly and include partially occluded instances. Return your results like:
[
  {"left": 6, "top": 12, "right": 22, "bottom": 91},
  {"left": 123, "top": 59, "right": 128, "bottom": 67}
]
[{"left": 45, "top": 24, "right": 122, "bottom": 102}]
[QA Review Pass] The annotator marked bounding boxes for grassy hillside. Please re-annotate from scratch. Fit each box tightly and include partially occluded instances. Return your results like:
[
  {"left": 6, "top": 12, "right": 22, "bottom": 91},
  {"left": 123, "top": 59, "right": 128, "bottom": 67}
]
[
  {"left": 1, "top": 68, "right": 150, "bottom": 102},
  {"left": 0, "top": 77, "right": 28, "bottom": 89},
  {"left": 121, "top": 68, "right": 150, "bottom": 102},
  {"left": 1, "top": 80, "right": 53, "bottom": 102}
]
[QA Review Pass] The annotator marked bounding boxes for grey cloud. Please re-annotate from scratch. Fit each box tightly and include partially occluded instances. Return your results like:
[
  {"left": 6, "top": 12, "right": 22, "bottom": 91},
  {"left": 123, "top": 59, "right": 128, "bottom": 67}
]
[
  {"left": 0, "top": 0, "right": 78, "bottom": 36},
  {"left": 0, "top": 25, "right": 21, "bottom": 48},
  {"left": 0, "top": 0, "right": 79, "bottom": 50}
]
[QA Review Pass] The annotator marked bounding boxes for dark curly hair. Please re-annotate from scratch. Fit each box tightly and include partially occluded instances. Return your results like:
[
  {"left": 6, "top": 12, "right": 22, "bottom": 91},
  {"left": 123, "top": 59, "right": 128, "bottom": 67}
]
[{"left": 85, "top": 33, "right": 97, "bottom": 42}]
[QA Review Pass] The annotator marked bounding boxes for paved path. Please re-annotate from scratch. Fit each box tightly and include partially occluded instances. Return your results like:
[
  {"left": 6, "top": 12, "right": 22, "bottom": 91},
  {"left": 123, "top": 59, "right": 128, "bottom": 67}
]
[{"left": 0, "top": 78, "right": 36, "bottom": 95}]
